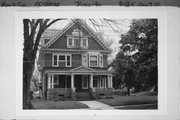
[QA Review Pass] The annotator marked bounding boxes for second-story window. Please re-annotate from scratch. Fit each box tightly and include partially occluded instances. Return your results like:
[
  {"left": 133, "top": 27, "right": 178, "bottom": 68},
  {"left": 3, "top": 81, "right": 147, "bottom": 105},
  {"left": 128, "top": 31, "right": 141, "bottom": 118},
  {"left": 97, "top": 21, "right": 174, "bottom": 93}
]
[
  {"left": 82, "top": 54, "right": 87, "bottom": 66},
  {"left": 52, "top": 54, "right": 71, "bottom": 67},
  {"left": 90, "top": 55, "right": 98, "bottom": 67},
  {"left": 99, "top": 55, "right": 103, "bottom": 67},
  {"left": 53, "top": 55, "right": 58, "bottom": 67},
  {"left": 66, "top": 55, "right": 71, "bottom": 67},
  {"left": 59, "top": 55, "right": 66, "bottom": 67}
]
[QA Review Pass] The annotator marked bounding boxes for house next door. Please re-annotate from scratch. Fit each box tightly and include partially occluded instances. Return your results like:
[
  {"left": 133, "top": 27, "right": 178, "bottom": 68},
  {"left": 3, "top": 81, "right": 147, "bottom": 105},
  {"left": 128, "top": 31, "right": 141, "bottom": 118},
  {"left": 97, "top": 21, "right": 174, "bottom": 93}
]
[{"left": 74, "top": 75, "right": 89, "bottom": 92}]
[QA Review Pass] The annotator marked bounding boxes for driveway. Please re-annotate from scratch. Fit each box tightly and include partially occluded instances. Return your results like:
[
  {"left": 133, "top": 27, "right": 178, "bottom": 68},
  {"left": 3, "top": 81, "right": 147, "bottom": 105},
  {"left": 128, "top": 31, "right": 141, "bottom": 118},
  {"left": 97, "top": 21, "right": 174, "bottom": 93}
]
[{"left": 78, "top": 101, "right": 116, "bottom": 110}]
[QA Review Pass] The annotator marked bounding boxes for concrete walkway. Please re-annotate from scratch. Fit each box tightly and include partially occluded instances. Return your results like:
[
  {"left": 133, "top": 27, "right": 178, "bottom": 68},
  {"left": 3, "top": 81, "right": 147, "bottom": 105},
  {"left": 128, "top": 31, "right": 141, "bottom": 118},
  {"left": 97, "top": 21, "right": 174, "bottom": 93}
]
[{"left": 78, "top": 101, "right": 116, "bottom": 110}]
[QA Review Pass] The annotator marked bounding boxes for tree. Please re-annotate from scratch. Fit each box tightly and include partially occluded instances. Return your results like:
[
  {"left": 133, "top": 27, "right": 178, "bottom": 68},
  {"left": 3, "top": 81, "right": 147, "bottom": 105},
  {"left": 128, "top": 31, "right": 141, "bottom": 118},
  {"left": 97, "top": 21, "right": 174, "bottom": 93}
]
[
  {"left": 23, "top": 19, "right": 64, "bottom": 109},
  {"left": 112, "top": 19, "right": 158, "bottom": 94}
]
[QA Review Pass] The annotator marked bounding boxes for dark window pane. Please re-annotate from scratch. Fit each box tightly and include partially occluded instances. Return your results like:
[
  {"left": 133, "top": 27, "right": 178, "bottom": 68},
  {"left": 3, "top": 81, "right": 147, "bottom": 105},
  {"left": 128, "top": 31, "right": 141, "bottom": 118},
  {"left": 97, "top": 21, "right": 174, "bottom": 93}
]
[
  {"left": 54, "top": 55, "right": 57, "bottom": 65},
  {"left": 68, "top": 38, "right": 73, "bottom": 45},
  {"left": 59, "top": 55, "right": 65, "bottom": 60},
  {"left": 74, "top": 38, "right": 80, "bottom": 47}
]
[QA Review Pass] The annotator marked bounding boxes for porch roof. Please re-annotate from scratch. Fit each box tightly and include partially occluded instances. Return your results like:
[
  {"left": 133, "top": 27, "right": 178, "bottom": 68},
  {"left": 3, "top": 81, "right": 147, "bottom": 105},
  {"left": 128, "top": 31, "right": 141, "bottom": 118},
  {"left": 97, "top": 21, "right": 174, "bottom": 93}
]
[{"left": 43, "top": 66, "right": 112, "bottom": 75}]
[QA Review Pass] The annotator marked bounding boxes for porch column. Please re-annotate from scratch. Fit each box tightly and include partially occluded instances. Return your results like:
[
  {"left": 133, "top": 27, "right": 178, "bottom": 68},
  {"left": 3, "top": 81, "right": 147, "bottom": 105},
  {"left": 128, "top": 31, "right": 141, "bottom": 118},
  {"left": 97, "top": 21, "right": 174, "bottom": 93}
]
[
  {"left": 104, "top": 77, "right": 106, "bottom": 88},
  {"left": 110, "top": 75, "right": 113, "bottom": 88},
  {"left": 52, "top": 75, "right": 54, "bottom": 88},
  {"left": 90, "top": 74, "right": 93, "bottom": 88},
  {"left": 71, "top": 74, "right": 74, "bottom": 89},
  {"left": 108, "top": 75, "right": 113, "bottom": 88},
  {"left": 48, "top": 75, "right": 51, "bottom": 89}
]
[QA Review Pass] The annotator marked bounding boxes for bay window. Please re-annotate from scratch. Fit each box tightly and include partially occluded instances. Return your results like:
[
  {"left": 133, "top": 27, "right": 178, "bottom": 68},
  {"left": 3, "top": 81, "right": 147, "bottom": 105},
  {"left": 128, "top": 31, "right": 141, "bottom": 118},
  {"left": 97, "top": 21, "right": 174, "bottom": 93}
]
[
  {"left": 99, "top": 55, "right": 103, "bottom": 67},
  {"left": 90, "top": 55, "right": 98, "bottom": 67},
  {"left": 82, "top": 54, "right": 87, "bottom": 66}
]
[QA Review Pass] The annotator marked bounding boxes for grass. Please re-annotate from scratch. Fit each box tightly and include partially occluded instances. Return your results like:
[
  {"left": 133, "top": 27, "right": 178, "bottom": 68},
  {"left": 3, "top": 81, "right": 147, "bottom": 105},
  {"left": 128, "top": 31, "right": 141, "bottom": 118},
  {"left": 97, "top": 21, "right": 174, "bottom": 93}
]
[
  {"left": 31, "top": 100, "right": 89, "bottom": 109},
  {"left": 115, "top": 104, "right": 157, "bottom": 109},
  {"left": 97, "top": 95, "right": 157, "bottom": 106}
]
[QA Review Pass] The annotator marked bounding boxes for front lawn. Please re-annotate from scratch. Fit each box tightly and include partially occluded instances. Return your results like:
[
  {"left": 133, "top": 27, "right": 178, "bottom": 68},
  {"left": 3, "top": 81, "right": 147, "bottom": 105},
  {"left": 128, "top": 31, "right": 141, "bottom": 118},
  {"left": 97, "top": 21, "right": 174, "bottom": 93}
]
[
  {"left": 97, "top": 95, "right": 157, "bottom": 106},
  {"left": 31, "top": 100, "right": 89, "bottom": 109}
]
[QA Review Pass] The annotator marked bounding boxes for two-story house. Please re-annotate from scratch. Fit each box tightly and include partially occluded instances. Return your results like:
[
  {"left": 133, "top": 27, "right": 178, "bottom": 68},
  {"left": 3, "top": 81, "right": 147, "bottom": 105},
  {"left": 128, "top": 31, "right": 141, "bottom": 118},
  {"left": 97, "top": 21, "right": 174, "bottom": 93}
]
[{"left": 38, "top": 19, "right": 113, "bottom": 101}]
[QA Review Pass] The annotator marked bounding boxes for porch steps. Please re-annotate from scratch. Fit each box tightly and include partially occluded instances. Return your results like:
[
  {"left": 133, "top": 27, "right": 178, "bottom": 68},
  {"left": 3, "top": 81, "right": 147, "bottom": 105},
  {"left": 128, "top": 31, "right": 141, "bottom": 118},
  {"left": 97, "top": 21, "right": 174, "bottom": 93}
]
[{"left": 76, "top": 92, "right": 92, "bottom": 101}]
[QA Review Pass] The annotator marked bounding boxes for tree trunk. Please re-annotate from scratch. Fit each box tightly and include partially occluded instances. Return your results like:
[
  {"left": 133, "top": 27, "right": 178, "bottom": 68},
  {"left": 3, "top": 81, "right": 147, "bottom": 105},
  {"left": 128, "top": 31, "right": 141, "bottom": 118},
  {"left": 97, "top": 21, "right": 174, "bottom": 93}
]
[
  {"left": 23, "top": 61, "right": 34, "bottom": 109},
  {"left": 127, "top": 86, "right": 130, "bottom": 96}
]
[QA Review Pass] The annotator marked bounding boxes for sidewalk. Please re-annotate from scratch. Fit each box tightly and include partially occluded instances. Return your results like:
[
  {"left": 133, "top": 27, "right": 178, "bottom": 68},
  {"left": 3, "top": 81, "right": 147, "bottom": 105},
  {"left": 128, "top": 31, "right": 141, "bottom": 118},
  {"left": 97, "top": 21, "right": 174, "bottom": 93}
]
[{"left": 78, "top": 101, "right": 116, "bottom": 110}]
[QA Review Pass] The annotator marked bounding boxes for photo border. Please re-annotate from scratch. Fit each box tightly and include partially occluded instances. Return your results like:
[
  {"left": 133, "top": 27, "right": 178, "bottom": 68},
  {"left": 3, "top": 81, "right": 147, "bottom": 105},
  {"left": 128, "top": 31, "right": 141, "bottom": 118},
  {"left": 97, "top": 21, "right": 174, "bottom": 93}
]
[{"left": 15, "top": 7, "right": 167, "bottom": 118}]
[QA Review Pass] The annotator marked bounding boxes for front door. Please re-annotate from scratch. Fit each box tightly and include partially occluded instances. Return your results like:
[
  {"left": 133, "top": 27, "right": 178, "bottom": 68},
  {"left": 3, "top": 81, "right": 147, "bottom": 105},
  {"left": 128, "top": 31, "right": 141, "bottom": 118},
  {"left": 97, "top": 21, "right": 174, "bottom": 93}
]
[{"left": 74, "top": 75, "right": 89, "bottom": 92}]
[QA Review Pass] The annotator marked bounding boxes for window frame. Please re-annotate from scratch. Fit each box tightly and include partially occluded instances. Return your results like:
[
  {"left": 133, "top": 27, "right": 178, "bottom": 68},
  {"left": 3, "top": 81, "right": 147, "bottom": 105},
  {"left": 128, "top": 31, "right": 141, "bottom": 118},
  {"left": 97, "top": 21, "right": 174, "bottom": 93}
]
[
  {"left": 82, "top": 54, "right": 88, "bottom": 67},
  {"left": 81, "top": 38, "right": 88, "bottom": 47},
  {"left": 99, "top": 55, "right": 103, "bottom": 67},
  {"left": 89, "top": 54, "right": 98, "bottom": 67},
  {"left": 52, "top": 54, "right": 72, "bottom": 67},
  {"left": 52, "top": 54, "right": 58, "bottom": 67},
  {"left": 67, "top": 37, "right": 74, "bottom": 47},
  {"left": 66, "top": 54, "right": 72, "bottom": 67}
]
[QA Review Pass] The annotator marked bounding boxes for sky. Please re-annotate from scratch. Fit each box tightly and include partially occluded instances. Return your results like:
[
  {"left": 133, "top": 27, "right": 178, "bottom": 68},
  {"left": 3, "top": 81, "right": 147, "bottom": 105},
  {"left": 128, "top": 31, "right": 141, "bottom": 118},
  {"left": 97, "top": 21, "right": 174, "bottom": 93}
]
[{"left": 48, "top": 19, "right": 131, "bottom": 64}]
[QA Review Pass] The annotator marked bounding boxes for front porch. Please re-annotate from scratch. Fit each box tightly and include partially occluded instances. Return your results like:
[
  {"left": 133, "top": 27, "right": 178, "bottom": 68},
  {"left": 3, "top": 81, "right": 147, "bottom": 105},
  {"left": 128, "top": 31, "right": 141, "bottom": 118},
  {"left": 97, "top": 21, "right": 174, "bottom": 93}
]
[
  {"left": 45, "top": 74, "right": 113, "bottom": 100},
  {"left": 42, "top": 66, "right": 113, "bottom": 101}
]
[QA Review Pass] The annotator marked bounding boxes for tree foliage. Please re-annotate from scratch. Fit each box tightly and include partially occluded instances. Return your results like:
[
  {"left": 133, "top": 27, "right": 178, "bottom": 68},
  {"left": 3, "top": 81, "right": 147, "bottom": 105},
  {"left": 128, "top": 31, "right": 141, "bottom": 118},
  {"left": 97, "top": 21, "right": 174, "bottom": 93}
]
[{"left": 112, "top": 19, "right": 158, "bottom": 93}]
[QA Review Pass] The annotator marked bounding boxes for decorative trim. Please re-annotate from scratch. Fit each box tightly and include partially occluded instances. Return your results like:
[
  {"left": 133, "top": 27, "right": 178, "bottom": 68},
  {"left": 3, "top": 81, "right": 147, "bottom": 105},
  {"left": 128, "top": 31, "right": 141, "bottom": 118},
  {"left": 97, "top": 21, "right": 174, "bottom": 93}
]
[
  {"left": 45, "top": 21, "right": 74, "bottom": 48},
  {"left": 45, "top": 48, "right": 110, "bottom": 54},
  {"left": 70, "top": 66, "right": 94, "bottom": 72}
]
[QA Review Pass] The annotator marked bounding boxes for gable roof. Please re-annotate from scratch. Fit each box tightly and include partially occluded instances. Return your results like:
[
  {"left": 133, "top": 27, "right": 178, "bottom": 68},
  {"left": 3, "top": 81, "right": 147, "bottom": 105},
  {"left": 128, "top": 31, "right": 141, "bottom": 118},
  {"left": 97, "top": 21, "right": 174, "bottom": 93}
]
[
  {"left": 44, "top": 19, "right": 112, "bottom": 52},
  {"left": 70, "top": 66, "right": 94, "bottom": 72}
]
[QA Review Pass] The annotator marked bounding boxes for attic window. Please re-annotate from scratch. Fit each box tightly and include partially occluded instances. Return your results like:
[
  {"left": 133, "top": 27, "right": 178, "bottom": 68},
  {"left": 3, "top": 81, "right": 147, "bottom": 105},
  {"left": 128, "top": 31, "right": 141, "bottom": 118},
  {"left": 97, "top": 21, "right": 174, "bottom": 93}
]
[
  {"left": 67, "top": 37, "right": 74, "bottom": 46},
  {"left": 81, "top": 38, "right": 88, "bottom": 46}
]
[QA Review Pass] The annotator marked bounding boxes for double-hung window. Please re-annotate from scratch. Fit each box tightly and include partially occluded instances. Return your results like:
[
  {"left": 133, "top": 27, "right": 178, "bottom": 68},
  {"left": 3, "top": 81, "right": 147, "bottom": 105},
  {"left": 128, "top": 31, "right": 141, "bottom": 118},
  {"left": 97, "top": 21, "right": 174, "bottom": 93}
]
[
  {"left": 59, "top": 55, "right": 66, "bottom": 67},
  {"left": 66, "top": 55, "right": 71, "bottom": 67},
  {"left": 99, "top": 55, "right": 103, "bottom": 67},
  {"left": 82, "top": 54, "right": 87, "bottom": 66},
  {"left": 89, "top": 55, "right": 98, "bottom": 67},
  {"left": 53, "top": 55, "right": 58, "bottom": 67},
  {"left": 53, "top": 54, "right": 71, "bottom": 67},
  {"left": 67, "top": 37, "right": 73, "bottom": 46},
  {"left": 81, "top": 38, "right": 88, "bottom": 47}
]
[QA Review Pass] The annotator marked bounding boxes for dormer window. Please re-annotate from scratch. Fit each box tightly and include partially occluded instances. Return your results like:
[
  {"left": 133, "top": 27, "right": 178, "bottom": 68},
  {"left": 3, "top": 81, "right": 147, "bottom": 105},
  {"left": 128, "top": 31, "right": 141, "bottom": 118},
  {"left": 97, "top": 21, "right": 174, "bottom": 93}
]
[
  {"left": 66, "top": 28, "right": 89, "bottom": 48},
  {"left": 81, "top": 38, "right": 88, "bottom": 47}
]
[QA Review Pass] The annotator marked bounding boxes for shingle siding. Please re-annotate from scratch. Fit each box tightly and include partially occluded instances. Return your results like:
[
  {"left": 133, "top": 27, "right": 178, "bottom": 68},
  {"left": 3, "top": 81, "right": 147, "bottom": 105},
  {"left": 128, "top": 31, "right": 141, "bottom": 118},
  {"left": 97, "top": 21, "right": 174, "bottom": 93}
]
[
  {"left": 72, "top": 54, "right": 82, "bottom": 67},
  {"left": 44, "top": 53, "right": 52, "bottom": 67}
]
